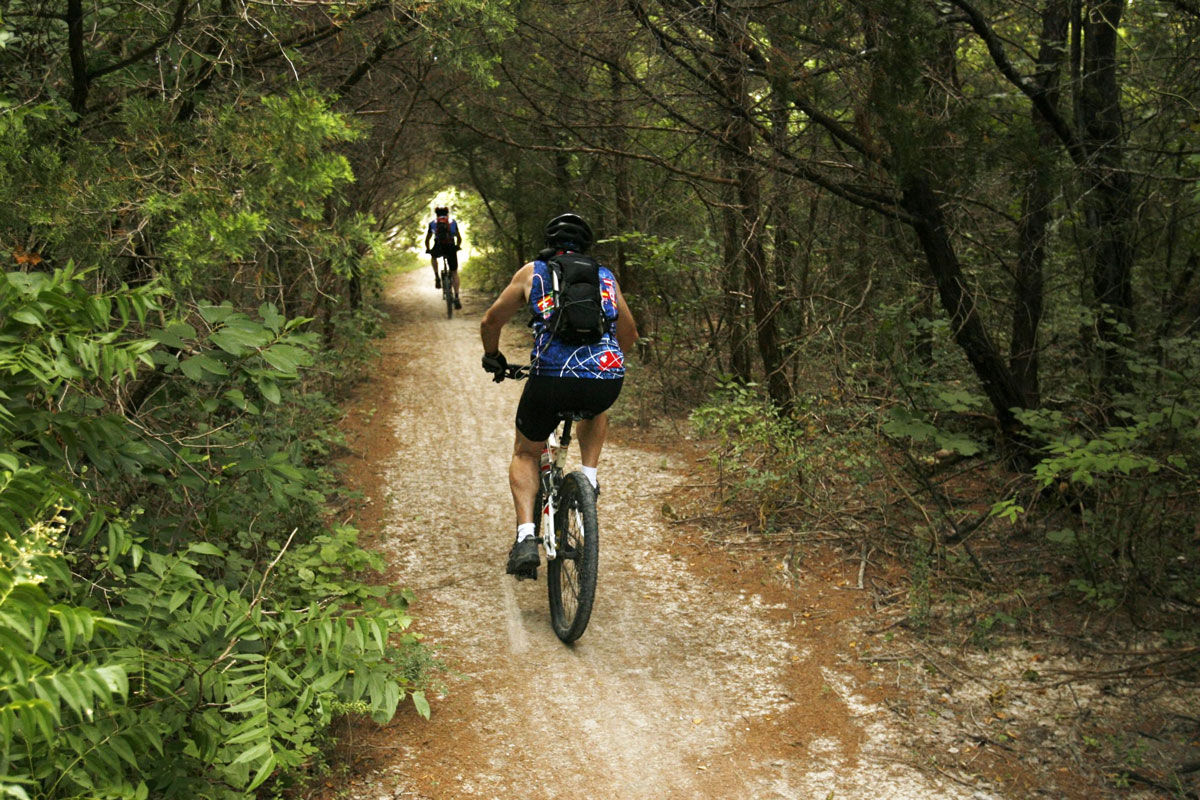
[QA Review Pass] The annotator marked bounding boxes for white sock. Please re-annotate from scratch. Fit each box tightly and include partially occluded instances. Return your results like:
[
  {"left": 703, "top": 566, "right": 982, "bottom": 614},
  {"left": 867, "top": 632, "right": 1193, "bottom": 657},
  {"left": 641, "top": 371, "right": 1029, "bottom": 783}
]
[
  {"left": 516, "top": 522, "right": 536, "bottom": 542},
  {"left": 581, "top": 466, "right": 598, "bottom": 489}
]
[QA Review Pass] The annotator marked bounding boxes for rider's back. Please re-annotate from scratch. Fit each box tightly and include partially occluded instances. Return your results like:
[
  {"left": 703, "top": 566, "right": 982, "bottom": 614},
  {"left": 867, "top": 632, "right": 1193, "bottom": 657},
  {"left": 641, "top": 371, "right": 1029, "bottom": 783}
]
[{"left": 528, "top": 258, "right": 624, "bottom": 380}]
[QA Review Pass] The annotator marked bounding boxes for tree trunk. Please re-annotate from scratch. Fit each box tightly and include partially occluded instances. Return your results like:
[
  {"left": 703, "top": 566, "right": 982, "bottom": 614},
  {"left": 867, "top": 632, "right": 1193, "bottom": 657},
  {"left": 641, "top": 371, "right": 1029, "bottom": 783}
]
[
  {"left": 715, "top": 11, "right": 791, "bottom": 411},
  {"left": 769, "top": 92, "right": 800, "bottom": 337},
  {"left": 902, "top": 177, "right": 1025, "bottom": 434},
  {"left": 1079, "top": 0, "right": 1134, "bottom": 395},
  {"left": 721, "top": 190, "right": 754, "bottom": 383},
  {"left": 608, "top": 63, "right": 638, "bottom": 294},
  {"left": 66, "top": 0, "right": 90, "bottom": 116},
  {"left": 1011, "top": 0, "right": 1070, "bottom": 407}
]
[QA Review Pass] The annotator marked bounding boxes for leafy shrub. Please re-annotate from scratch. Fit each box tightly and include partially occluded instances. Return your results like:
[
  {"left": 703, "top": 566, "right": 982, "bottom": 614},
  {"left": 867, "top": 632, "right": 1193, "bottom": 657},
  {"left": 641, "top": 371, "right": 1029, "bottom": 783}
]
[
  {"left": 0, "top": 266, "right": 428, "bottom": 799},
  {"left": 1011, "top": 338, "right": 1200, "bottom": 607},
  {"left": 611, "top": 232, "right": 728, "bottom": 408},
  {"left": 690, "top": 378, "right": 879, "bottom": 531}
]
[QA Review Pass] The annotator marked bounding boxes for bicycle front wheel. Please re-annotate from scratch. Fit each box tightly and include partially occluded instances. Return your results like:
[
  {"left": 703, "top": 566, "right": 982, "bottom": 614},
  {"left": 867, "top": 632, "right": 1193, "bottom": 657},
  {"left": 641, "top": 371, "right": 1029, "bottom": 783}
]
[{"left": 547, "top": 471, "right": 599, "bottom": 643}]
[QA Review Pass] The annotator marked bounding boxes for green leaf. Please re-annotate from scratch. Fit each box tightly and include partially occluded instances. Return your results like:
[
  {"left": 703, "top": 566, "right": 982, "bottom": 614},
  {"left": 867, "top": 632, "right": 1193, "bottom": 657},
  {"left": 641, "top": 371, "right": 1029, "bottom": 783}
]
[
  {"left": 258, "top": 379, "right": 281, "bottom": 405},
  {"left": 309, "top": 669, "right": 345, "bottom": 694},
  {"left": 882, "top": 408, "right": 938, "bottom": 443},
  {"left": 10, "top": 309, "right": 44, "bottom": 327},
  {"left": 208, "top": 330, "right": 248, "bottom": 356},
  {"left": 1046, "top": 528, "right": 1076, "bottom": 545},
  {"left": 179, "top": 357, "right": 207, "bottom": 381},
  {"left": 247, "top": 751, "right": 278, "bottom": 790},
  {"left": 224, "top": 389, "right": 248, "bottom": 410},
  {"left": 225, "top": 696, "right": 267, "bottom": 715},
  {"left": 193, "top": 354, "right": 229, "bottom": 376},
  {"left": 231, "top": 739, "right": 272, "bottom": 766},
  {"left": 411, "top": 690, "right": 430, "bottom": 720},
  {"left": 198, "top": 304, "right": 237, "bottom": 325},
  {"left": 260, "top": 344, "right": 307, "bottom": 374},
  {"left": 934, "top": 432, "right": 984, "bottom": 456},
  {"left": 149, "top": 322, "right": 196, "bottom": 349},
  {"left": 108, "top": 734, "right": 140, "bottom": 769}
]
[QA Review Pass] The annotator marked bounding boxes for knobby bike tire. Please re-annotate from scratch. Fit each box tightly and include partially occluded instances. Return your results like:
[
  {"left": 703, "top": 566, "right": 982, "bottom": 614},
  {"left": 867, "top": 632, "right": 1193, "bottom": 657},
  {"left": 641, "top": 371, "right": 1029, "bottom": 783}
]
[
  {"left": 442, "top": 269, "right": 454, "bottom": 319},
  {"left": 547, "top": 471, "right": 599, "bottom": 643}
]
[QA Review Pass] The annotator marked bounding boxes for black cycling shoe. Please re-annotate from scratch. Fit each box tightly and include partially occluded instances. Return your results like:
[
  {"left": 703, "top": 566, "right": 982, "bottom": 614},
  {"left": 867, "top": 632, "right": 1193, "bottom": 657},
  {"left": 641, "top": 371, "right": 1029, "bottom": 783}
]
[
  {"left": 454, "top": 297, "right": 462, "bottom": 309},
  {"left": 434, "top": 277, "right": 441, "bottom": 289},
  {"left": 506, "top": 537, "right": 540, "bottom": 578}
]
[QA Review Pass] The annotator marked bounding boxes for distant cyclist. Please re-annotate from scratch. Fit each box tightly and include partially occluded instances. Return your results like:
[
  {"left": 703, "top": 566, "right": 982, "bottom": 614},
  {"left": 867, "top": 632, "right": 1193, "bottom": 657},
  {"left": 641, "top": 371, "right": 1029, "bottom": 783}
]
[
  {"left": 425, "top": 206, "right": 463, "bottom": 309},
  {"left": 480, "top": 212, "right": 638, "bottom": 578}
]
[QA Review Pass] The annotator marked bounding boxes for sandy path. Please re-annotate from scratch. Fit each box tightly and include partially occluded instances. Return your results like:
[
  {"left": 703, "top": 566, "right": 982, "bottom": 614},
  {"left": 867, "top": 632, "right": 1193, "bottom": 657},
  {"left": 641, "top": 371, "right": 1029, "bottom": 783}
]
[{"left": 335, "top": 269, "right": 1002, "bottom": 800}]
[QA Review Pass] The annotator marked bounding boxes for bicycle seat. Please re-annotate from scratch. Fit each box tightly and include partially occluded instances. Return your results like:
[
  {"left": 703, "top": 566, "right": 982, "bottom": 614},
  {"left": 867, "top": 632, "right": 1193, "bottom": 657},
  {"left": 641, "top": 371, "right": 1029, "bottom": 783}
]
[{"left": 556, "top": 409, "right": 596, "bottom": 422}]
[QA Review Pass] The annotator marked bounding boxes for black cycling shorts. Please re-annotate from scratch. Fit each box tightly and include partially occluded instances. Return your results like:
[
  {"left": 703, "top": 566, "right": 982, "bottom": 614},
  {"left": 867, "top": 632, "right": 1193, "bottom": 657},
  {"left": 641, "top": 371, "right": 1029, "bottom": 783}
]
[
  {"left": 515, "top": 376, "right": 624, "bottom": 442},
  {"left": 431, "top": 243, "right": 458, "bottom": 270}
]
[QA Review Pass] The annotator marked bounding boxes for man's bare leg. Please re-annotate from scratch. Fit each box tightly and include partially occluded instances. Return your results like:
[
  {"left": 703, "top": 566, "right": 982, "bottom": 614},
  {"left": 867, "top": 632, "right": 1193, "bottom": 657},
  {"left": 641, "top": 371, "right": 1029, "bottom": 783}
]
[
  {"left": 576, "top": 413, "right": 608, "bottom": 468},
  {"left": 510, "top": 428, "right": 543, "bottom": 525},
  {"left": 507, "top": 428, "right": 544, "bottom": 575}
]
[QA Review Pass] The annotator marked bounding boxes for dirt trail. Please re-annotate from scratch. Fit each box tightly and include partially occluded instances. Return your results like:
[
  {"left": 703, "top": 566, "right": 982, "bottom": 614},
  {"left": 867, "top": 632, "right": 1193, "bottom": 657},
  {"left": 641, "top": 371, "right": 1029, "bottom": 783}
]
[{"left": 333, "top": 269, "right": 1002, "bottom": 800}]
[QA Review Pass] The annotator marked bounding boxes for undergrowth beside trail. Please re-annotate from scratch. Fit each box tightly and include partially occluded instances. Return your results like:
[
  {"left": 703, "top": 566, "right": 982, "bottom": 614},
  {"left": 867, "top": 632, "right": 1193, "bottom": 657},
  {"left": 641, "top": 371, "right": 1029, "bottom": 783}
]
[
  {"left": 667, "top": 338, "right": 1200, "bottom": 798},
  {"left": 0, "top": 92, "right": 436, "bottom": 798}
]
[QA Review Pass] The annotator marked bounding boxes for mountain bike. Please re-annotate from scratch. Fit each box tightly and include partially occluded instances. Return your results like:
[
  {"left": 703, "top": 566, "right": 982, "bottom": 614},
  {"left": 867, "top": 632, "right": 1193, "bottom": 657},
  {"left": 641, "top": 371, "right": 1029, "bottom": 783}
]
[{"left": 502, "top": 364, "right": 599, "bottom": 643}]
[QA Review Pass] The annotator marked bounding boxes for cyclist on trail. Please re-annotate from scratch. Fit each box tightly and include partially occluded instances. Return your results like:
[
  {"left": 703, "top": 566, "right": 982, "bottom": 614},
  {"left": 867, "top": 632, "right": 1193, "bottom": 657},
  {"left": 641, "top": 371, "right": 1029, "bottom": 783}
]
[
  {"left": 425, "top": 205, "right": 463, "bottom": 309},
  {"left": 480, "top": 212, "right": 638, "bottom": 578}
]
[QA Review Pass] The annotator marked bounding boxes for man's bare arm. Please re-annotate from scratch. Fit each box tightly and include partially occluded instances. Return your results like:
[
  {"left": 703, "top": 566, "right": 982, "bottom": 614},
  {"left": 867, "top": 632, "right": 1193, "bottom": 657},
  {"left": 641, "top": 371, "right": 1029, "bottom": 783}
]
[
  {"left": 614, "top": 285, "right": 639, "bottom": 354},
  {"left": 481, "top": 263, "right": 534, "bottom": 355}
]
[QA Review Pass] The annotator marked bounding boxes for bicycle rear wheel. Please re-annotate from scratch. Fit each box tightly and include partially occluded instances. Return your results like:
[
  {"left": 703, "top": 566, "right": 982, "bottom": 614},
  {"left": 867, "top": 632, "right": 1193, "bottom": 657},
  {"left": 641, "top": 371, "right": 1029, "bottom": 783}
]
[
  {"left": 547, "top": 471, "right": 598, "bottom": 643},
  {"left": 442, "top": 268, "right": 453, "bottom": 318}
]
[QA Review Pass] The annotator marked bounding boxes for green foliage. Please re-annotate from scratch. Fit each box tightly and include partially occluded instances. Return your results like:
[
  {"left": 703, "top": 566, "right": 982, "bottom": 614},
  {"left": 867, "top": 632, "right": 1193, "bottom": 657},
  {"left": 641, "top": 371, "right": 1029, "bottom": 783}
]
[
  {"left": 1, "top": 514, "right": 422, "bottom": 798},
  {"left": 0, "top": 6, "right": 443, "bottom": 797},
  {"left": 691, "top": 377, "right": 879, "bottom": 530},
  {"left": 692, "top": 380, "right": 803, "bottom": 527},
  {"left": 612, "top": 232, "right": 727, "bottom": 406},
  {"left": 1010, "top": 338, "right": 1200, "bottom": 607},
  {"left": 153, "top": 91, "right": 361, "bottom": 290},
  {"left": 875, "top": 300, "right": 989, "bottom": 458},
  {"left": 883, "top": 406, "right": 986, "bottom": 457},
  {"left": 0, "top": 264, "right": 430, "bottom": 799}
]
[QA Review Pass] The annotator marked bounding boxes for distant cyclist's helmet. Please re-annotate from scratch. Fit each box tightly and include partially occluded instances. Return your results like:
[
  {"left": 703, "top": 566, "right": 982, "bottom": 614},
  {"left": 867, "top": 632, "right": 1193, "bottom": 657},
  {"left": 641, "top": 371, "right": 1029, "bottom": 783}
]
[
  {"left": 434, "top": 206, "right": 449, "bottom": 215},
  {"left": 543, "top": 213, "right": 594, "bottom": 252}
]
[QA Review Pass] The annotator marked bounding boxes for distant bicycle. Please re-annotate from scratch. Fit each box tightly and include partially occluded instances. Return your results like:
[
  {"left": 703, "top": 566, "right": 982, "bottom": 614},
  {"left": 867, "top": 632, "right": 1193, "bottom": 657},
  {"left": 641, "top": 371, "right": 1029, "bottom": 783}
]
[{"left": 501, "top": 363, "right": 599, "bottom": 643}]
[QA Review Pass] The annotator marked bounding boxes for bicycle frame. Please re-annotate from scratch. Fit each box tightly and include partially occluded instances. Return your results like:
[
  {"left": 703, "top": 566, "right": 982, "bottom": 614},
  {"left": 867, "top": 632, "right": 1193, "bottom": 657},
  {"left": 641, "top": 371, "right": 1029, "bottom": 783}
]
[{"left": 538, "top": 419, "right": 574, "bottom": 560}]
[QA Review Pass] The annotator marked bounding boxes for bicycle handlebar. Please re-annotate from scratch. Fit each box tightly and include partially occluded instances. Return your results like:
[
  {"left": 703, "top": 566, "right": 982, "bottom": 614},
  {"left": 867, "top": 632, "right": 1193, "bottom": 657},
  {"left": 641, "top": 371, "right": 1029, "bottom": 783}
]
[{"left": 502, "top": 364, "right": 530, "bottom": 380}]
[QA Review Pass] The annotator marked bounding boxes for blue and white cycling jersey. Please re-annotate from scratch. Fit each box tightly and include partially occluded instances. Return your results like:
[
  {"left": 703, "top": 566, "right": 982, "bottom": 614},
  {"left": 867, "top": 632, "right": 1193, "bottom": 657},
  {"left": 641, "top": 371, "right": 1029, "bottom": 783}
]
[
  {"left": 427, "top": 219, "right": 459, "bottom": 239},
  {"left": 528, "top": 258, "right": 624, "bottom": 379}
]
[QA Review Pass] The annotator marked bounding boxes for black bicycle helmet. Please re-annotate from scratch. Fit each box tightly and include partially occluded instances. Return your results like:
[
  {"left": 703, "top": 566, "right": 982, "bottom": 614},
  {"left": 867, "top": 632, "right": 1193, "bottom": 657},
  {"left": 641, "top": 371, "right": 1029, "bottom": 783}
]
[
  {"left": 434, "top": 206, "right": 449, "bottom": 215},
  {"left": 543, "top": 212, "right": 594, "bottom": 252}
]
